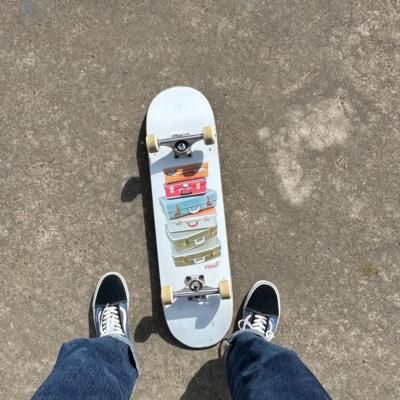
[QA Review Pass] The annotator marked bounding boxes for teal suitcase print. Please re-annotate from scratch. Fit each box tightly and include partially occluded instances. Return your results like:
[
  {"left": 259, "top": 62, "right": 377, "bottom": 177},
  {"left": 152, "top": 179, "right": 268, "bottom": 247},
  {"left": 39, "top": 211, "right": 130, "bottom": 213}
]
[{"left": 159, "top": 189, "right": 217, "bottom": 220}]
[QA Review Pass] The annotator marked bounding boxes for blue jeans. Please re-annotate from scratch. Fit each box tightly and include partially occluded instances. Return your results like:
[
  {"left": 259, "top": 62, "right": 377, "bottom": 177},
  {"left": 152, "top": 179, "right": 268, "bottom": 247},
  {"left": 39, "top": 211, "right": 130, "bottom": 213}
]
[
  {"left": 32, "top": 336, "right": 139, "bottom": 400},
  {"left": 32, "top": 332, "right": 330, "bottom": 399},
  {"left": 225, "top": 331, "right": 331, "bottom": 399}
]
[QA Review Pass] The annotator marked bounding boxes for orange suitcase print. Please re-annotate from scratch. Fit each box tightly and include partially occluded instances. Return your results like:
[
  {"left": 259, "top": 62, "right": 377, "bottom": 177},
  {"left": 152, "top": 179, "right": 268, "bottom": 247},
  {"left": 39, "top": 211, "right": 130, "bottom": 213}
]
[{"left": 163, "top": 162, "right": 208, "bottom": 184}]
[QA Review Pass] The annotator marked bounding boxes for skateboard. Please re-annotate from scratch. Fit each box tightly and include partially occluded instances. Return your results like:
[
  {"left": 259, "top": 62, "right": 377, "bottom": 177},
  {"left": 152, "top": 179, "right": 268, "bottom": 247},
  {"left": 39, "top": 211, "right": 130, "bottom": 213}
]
[{"left": 146, "top": 86, "right": 233, "bottom": 348}]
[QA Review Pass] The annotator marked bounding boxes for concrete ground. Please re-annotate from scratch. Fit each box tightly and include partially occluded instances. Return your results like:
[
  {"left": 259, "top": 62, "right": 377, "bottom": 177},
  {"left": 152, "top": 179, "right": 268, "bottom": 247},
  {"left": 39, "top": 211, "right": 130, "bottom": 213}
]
[{"left": 1, "top": 1, "right": 399, "bottom": 399}]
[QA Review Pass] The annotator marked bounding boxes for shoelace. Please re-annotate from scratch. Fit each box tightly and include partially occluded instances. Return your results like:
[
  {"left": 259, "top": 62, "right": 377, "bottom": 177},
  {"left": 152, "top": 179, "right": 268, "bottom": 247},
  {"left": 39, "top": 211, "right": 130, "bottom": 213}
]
[
  {"left": 100, "top": 305, "right": 125, "bottom": 337},
  {"left": 238, "top": 313, "right": 274, "bottom": 341}
]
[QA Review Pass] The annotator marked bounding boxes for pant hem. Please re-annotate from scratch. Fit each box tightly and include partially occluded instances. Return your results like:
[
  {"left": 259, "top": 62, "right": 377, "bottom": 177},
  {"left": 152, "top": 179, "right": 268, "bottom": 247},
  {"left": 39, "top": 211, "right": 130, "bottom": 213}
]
[
  {"left": 109, "top": 334, "right": 141, "bottom": 392},
  {"left": 226, "top": 329, "right": 265, "bottom": 345}
]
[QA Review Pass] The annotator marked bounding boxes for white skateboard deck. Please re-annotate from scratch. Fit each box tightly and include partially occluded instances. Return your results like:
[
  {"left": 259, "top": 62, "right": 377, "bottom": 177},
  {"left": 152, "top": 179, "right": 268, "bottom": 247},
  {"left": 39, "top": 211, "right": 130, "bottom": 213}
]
[{"left": 146, "top": 87, "right": 233, "bottom": 348}]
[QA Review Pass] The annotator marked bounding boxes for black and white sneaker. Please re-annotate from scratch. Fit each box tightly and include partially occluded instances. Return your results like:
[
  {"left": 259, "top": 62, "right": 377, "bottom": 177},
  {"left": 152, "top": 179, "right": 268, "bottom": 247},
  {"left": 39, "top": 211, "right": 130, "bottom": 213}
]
[
  {"left": 238, "top": 280, "right": 280, "bottom": 341},
  {"left": 92, "top": 272, "right": 130, "bottom": 339}
]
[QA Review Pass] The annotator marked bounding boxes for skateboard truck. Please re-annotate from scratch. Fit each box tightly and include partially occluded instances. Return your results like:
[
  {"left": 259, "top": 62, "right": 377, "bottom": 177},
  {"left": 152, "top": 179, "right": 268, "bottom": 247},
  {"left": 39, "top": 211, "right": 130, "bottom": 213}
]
[
  {"left": 180, "top": 275, "right": 217, "bottom": 300},
  {"left": 161, "top": 275, "right": 231, "bottom": 305},
  {"left": 146, "top": 127, "right": 216, "bottom": 158}
]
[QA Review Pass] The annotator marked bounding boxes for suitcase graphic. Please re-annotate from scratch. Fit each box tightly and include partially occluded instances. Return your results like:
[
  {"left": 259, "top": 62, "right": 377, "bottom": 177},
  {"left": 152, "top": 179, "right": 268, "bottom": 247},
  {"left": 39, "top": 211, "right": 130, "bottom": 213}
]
[
  {"left": 164, "top": 178, "right": 207, "bottom": 199},
  {"left": 166, "top": 208, "right": 217, "bottom": 233},
  {"left": 172, "top": 238, "right": 221, "bottom": 267},
  {"left": 163, "top": 162, "right": 208, "bottom": 184},
  {"left": 166, "top": 226, "right": 218, "bottom": 252},
  {"left": 159, "top": 190, "right": 217, "bottom": 220}
]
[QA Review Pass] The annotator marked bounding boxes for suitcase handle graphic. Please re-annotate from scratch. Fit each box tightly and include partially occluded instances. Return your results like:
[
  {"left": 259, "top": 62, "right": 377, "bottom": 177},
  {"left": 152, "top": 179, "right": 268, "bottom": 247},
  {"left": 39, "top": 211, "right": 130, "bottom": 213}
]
[
  {"left": 187, "top": 221, "right": 199, "bottom": 227},
  {"left": 193, "top": 256, "right": 206, "bottom": 264},
  {"left": 189, "top": 205, "right": 201, "bottom": 214},
  {"left": 180, "top": 188, "right": 192, "bottom": 195},
  {"left": 194, "top": 237, "right": 205, "bottom": 245}
]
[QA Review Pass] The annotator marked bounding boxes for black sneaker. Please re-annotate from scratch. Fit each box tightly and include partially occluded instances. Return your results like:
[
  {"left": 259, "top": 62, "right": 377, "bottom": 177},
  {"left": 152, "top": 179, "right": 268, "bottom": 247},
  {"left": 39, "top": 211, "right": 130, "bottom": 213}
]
[
  {"left": 238, "top": 280, "right": 280, "bottom": 341},
  {"left": 92, "top": 272, "right": 130, "bottom": 339}
]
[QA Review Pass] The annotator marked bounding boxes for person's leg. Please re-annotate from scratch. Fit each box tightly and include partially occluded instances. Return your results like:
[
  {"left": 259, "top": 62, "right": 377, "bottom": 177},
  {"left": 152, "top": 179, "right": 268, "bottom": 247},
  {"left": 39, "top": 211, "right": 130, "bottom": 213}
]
[
  {"left": 32, "top": 272, "right": 140, "bottom": 400},
  {"left": 224, "top": 281, "right": 330, "bottom": 400},
  {"left": 225, "top": 331, "right": 330, "bottom": 400},
  {"left": 32, "top": 336, "right": 138, "bottom": 400}
]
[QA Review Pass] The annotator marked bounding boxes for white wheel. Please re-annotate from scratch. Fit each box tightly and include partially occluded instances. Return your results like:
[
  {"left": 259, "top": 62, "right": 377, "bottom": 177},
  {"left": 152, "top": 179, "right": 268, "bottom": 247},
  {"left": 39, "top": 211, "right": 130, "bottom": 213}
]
[
  {"left": 161, "top": 285, "right": 174, "bottom": 305},
  {"left": 219, "top": 280, "right": 231, "bottom": 300},
  {"left": 146, "top": 134, "right": 159, "bottom": 153},
  {"left": 203, "top": 127, "right": 216, "bottom": 145}
]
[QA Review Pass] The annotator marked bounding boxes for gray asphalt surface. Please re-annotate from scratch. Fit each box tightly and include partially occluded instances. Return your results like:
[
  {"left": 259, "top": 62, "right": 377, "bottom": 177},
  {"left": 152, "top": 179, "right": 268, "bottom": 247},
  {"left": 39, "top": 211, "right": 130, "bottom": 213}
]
[{"left": 1, "top": 1, "right": 399, "bottom": 399}]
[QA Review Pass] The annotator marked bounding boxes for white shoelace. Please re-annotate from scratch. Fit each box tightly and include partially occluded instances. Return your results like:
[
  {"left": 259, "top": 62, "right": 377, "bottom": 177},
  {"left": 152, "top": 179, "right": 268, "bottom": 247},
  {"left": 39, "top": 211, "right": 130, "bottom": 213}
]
[
  {"left": 100, "top": 305, "right": 124, "bottom": 337},
  {"left": 238, "top": 314, "right": 274, "bottom": 341}
]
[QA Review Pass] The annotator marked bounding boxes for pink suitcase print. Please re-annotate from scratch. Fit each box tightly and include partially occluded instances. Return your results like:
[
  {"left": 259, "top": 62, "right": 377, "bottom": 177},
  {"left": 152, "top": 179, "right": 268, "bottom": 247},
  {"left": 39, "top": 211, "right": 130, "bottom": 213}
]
[{"left": 164, "top": 178, "right": 207, "bottom": 199}]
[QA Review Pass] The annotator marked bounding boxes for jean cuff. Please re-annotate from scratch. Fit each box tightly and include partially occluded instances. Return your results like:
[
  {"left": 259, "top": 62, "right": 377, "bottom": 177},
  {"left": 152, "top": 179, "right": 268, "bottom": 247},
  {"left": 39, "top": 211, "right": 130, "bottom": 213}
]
[
  {"left": 226, "top": 329, "right": 266, "bottom": 345},
  {"left": 222, "top": 329, "right": 266, "bottom": 359},
  {"left": 109, "top": 334, "right": 141, "bottom": 376}
]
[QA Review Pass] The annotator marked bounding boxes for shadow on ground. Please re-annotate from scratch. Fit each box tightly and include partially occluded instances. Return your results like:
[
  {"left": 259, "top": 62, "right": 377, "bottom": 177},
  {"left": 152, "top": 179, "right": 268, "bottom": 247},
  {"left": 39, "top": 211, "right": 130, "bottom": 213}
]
[
  {"left": 179, "top": 293, "right": 252, "bottom": 399},
  {"left": 88, "top": 293, "right": 96, "bottom": 338},
  {"left": 180, "top": 358, "right": 230, "bottom": 400}
]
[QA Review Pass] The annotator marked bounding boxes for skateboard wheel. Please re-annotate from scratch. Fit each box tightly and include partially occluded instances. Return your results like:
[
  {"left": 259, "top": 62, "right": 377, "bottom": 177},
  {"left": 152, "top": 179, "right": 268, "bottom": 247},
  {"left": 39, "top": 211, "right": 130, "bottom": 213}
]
[
  {"left": 146, "top": 134, "right": 160, "bottom": 153},
  {"left": 203, "top": 127, "right": 216, "bottom": 145},
  {"left": 161, "top": 285, "right": 174, "bottom": 305},
  {"left": 219, "top": 280, "right": 231, "bottom": 300}
]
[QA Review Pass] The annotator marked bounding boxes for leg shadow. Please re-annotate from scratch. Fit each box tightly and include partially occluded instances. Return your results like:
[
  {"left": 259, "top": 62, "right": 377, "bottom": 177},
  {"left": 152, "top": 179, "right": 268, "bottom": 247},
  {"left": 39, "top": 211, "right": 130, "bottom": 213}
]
[
  {"left": 88, "top": 293, "right": 96, "bottom": 338},
  {"left": 180, "top": 358, "right": 230, "bottom": 400},
  {"left": 121, "top": 116, "right": 186, "bottom": 348},
  {"left": 180, "top": 293, "right": 246, "bottom": 399}
]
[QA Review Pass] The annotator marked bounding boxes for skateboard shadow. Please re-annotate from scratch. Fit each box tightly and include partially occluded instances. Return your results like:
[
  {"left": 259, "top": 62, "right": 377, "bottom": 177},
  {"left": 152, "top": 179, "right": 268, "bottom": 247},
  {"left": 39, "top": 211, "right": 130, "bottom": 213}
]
[
  {"left": 165, "top": 296, "right": 220, "bottom": 330},
  {"left": 180, "top": 358, "right": 230, "bottom": 400},
  {"left": 121, "top": 116, "right": 187, "bottom": 349}
]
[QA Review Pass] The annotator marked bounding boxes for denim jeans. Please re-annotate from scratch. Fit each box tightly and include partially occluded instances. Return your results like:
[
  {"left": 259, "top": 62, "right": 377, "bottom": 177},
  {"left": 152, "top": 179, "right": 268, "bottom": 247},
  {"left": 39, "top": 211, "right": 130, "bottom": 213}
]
[
  {"left": 32, "top": 332, "right": 330, "bottom": 400},
  {"left": 225, "top": 331, "right": 331, "bottom": 399},
  {"left": 32, "top": 336, "right": 139, "bottom": 400}
]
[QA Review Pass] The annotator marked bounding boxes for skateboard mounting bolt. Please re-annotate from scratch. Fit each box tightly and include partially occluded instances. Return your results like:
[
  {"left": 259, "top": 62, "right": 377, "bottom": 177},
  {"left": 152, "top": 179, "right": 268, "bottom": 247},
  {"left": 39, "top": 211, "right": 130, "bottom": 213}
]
[
  {"left": 177, "top": 142, "right": 186, "bottom": 151},
  {"left": 190, "top": 280, "right": 202, "bottom": 292},
  {"left": 175, "top": 140, "right": 189, "bottom": 153}
]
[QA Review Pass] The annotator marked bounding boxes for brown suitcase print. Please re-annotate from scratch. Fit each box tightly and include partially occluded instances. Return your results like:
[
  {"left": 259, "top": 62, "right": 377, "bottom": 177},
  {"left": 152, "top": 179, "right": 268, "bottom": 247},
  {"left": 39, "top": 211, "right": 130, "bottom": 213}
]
[{"left": 163, "top": 162, "right": 208, "bottom": 184}]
